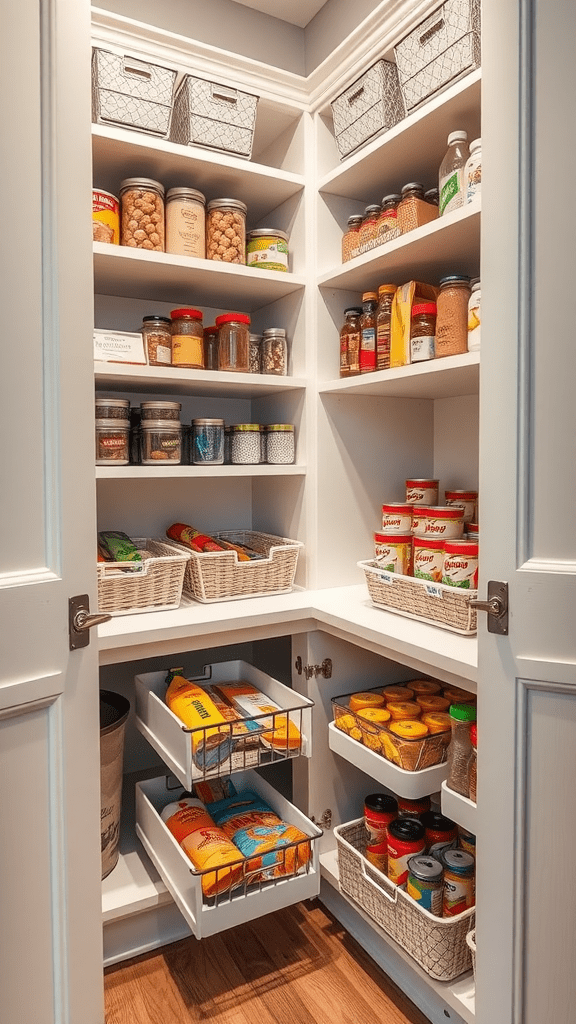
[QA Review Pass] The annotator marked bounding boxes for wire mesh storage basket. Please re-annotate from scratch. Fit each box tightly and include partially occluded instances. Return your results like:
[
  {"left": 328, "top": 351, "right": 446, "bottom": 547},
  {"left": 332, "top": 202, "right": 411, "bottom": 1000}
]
[
  {"left": 335, "top": 819, "right": 475, "bottom": 981},
  {"left": 331, "top": 59, "right": 405, "bottom": 159},
  {"left": 97, "top": 539, "right": 189, "bottom": 615},
  {"left": 91, "top": 48, "right": 176, "bottom": 137},
  {"left": 167, "top": 531, "right": 302, "bottom": 603},
  {"left": 170, "top": 75, "right": 258, "bottom": 158},
  {"left": 358, "top": 560, "right": 478, "bottom": 635}
]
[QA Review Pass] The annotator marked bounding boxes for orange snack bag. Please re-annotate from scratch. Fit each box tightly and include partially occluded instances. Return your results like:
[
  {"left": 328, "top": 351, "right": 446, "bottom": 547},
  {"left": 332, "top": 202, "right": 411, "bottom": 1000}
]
[{"left": 161, "top": 797, "right": 244, "bottom": 896}]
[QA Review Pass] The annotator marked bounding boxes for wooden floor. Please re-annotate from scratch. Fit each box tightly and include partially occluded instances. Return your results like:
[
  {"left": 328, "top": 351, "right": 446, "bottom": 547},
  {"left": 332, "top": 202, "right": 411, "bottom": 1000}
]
[{"left": 104, "top": 900, "right": 430, "bottom": 1024}]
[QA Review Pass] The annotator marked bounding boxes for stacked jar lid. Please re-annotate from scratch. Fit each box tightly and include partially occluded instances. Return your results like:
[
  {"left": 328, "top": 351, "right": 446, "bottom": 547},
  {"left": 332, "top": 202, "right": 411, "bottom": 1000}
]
[
  {"left": 95, "top": 398, "right": 130, "bottom": 465},
  {"left": 139, "top": 401, "right": 182, "bottom": 466}
]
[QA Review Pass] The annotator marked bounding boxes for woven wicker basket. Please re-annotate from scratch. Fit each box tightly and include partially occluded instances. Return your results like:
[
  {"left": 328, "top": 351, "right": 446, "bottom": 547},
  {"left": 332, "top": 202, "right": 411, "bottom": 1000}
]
[
  {"left": 358, "top": 560, "right": 477, "bottom": 635},
  {"left": 335, "top": 819, "right": 474, "bottom": 981},
  {"left": 166, "top": 531, "right": 302, "bottom": 603},
  {"left": 466, "top": 928, "right": 476, "bottom": 980},
  {"left": 97, "top": 539, "right": 189, "bottom": 615}
]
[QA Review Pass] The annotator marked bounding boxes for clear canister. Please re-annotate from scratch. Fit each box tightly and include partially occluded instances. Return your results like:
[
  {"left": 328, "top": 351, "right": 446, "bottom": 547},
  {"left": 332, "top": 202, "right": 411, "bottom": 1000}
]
[
  {"left": 95, "top": 398, "right": 130, "bottom": 420},
  {"left": 192, "top": 418, "right": 224, "bottom": 465},
  {"left": 119, "top": 177, "right": 165, "bottom": 251},
  {"left": 249, "top": 333, "right": 262, "bottom": 373},
  {"left": 435, "top": 276, "right": 471, "bottom": 358},
  {"left": 140, "top": 401, "right": 181, "bottom": 421},
  {"left": 203, "top": 326, "right": 219, "bottom": 370},
  {"left": 95, "top": 419, "right": 130, "bottom": 465},
  {"left": 265, "top": 424, "right": 295, "bottom": 465},
  {"left": 206, "top": 198, "right": 247, "bottom": 264},
  {"left": 216, "top": 313, "right": 250, "bottom": 372},
  {"left": 261, "top": 328, "right": 288, "bottom": 375},
  {"left": 140, "top": 420, "right": 182, "bottom": 464},
  {"left": 170, "top": 308, "right": 204, "bottom": 369},
  {"left": 230, "top": 424, "right": 261, "bottom": 465},
  {"left": 446, "top": 703, "right": 477, "bottom": 796},
  {"left": 141, "top": 316, "right": 172, "bottom": 366},
  {"left": 165, "top": 187, "right": 206, "bottom": 258}
]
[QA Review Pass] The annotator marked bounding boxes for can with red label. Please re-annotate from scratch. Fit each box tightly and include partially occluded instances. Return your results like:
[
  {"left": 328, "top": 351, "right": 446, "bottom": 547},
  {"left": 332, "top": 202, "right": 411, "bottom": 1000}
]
[
  {"left": 413, "top": 536, "right": 445, "bottom": 581},
  {"left": 441, "top": 848, "right": 475, "bottom": 916},
  {"left": 412, "top": 506, "right": 465, "bottom": 540},
  {"left": 405, "top": 478, "right": 439, "bottom": 505},
  {"left": 364, "top": 793, "right": 398, "bottom": 874},
  {"left": 387, "top": 817, "right": 426, "bottom": 886},
  {"left": 442, "top": 540, "right": 479, "bottom": 589},
  {"left": 444, "top": 489, "right": 478, "bottom": 523},
  {"left": 92, "top": 188, "right": 120, "bottom": 245},
  {"left": 374, "top": 532, "right": 413, "bottom": 574},
  {"left": 397, "top": 795, "right": 431, "bottom": 817},
  {"left": 381, "top": 502, "right": 414, "bottom": 533}
]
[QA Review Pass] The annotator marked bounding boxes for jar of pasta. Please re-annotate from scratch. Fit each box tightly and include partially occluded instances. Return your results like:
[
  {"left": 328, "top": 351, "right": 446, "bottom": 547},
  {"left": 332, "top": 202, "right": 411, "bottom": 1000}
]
[
  {"left": 206, "top": 198, "right": 247, "bottom": 264},
  {"left": 216, "top": 313, "right": 250, "bottom": 372},
  {"left": 170, "top": 308, "right": 204, "bottom": 369},
  {"left": 119, "top": 177, "right": 165, "bottom": 251}
]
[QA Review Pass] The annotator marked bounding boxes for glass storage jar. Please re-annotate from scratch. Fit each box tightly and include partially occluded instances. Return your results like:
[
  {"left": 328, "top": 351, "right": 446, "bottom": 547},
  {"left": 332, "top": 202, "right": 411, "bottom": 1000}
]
[
  {"left": 340, "top": 306, "right": 362, "bottom": 377},
  {"left": 375, "top": 195, "right": 401, "bottom": 246},
  {"left": 249, "top": 334, "right": 262, "bottom": 373},
  {"left": 141, "top": 316, "right": 172, "bottom": 366},
  {"left": 376, "top": 284, "right": 396, "bottom": 370},
  {"left": 170, "top": 308, "right": 204, "bottom": 369},
  {"left": 230, "top": 424, "right": 261, "bottom": 464},
  {"left": 216, "top": 313, "right": 250, "bottom": 372},
  {"left": 261, "top": 328, "right": 287, "bottom": 375},
  {"left": 342, "top": 214, "right": 363, "bottom": 263},
  {"left": 358, "top": 205, "right": 381, "bottom": 254},
  {"left": 203, "top": 325, "right": 219, "bottom": 370},
  {"left": 435, "top": 276, "right": 471, "bottom": 357},
  {"left": 95, "top": 420, "right": 130, "bottom": 465},
  {"left": 140, "top": 420, "right": 182, "bottom": 464},
  {"left": 119, "top": 177, "right": 165, "bottom": 251},
  {"left": 140, "top": 401, "right": 181, "bottom": 421},
  {"left": 246, "top": 229, "right": 289, "bottom": 272},
  {"left": 397, "top": 182, "right": 438, "bottom": 234},
  {"left": 165, "top": 187, "right": 206, "bottom": 258},
  {"left": 446, "top": 703, "right": 477, "bottom": 796},
  {"left": 410, "top": 302, "right": 437, "bottom": 362},
  {"left": 206, "top": 198, "right": 247, "bottom": 264},
  {"left": 265, "top": 424, "right": 295, "bottom": 464},
  {"left": 224, "top": 426, "right": 232, "bottom": 464},
  {"left": 95, "top": 398, "right": 130, "bottom": 420},
  {"left": 192, "top": 418, "right": 224, "bottom": 465}
]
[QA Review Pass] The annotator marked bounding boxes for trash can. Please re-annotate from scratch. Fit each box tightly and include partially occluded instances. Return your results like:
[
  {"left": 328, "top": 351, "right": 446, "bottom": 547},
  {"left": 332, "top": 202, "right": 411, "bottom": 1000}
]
[{"left": 100, "top": 689, "right": 130, "bottom": 879}]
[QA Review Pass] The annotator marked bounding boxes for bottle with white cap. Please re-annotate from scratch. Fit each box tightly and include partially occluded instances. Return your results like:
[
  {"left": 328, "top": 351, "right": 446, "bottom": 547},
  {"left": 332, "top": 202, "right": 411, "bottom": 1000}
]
[{"left": 439, "top": 130, "right": 469, "bottom": 217}]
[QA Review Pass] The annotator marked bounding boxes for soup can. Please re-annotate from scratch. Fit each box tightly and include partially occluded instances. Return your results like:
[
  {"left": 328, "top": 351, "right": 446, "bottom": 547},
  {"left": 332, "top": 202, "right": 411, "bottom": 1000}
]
[
  {"left": 444, "top": 489, "right": 478, "bottom": 523},
  {"left": 406, "top": 855, "right": 444, "bottom": 916},
  {"left": 441, "top": 848, "right": 475, "bottom": 916},
  {"left": 387, "top": 818, "right": 426, "bottom": 886},
  {"left": 397, "top": 795, "right": 430, "bottom": 817},
  {"left": 92, "top": 188, "right": 119, "bottom": 245},
  {"left": 412, "top": 506, "right": 465, "bottom": 540},
  {"left": 381, "top": 502, "right": 413, "bottom": 533},
  {"left": 442, "top": 540, "right": 479, "bottom": 589},
  {"left": 405, "top": 478, "right": 439, "bottom": 505},
  {"left": 246, "top": 229, "right": 289, "bottom": 272},
  {"left": 413, "top": 536, "right": 445, "bottom": 582},
  {"left": 458, "top": 827, "right": 476, "bottom": 858},
  {"left": 374, "top": 532, "right": 412, "bottom": 574}
]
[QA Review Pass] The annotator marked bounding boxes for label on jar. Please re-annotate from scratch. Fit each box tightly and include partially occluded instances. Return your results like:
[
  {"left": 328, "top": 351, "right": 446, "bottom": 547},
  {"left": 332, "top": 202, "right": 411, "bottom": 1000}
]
[
  {"left": 374, "top": 537, "right": 411, "bottom": 575},
  {"left": 413, "top": 544, "right": 444, "bottom": 582},
  {"left": 172, "top": 335, "right": 203, "bottom": 368},
  {"left": 411, "top": 335, "right": 435, "bottom": 362},
  {"left": 443, "top": 871, "right": 475, "bottom": 916},
  {"left": 166, "top": 201, "right": 205, "bottom": 258},
  {"left": 406, "top": 482, "right": 438, "bottom": 505},
  {"left": 387, "top": 842, "right": 426, "bottom": 887},
  {"left": 406, "top": 873, "right": 443, "bottom": 916},
  {"left": 154, "top": 344, "right": 171, "bottom": 365}
]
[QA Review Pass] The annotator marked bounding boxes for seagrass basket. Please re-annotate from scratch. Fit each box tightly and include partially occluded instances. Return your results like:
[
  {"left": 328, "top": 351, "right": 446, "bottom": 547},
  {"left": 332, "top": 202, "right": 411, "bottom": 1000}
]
[
  {"left": 97, "top": 539, "right": 189, "bottom": 615},
  {"left": 358, "top": 560, "right": 477, "bottom": 635}
]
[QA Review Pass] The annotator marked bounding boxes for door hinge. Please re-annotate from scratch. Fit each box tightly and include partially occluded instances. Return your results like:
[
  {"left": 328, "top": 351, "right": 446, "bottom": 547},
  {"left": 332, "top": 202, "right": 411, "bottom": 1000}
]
[
  {"left": 310, "top": 808, "right": 332, "bottom": 830},
  {"left": 469, "top": 580, "right": 509, "bottom": 635},
  {"left": 295, "top": 657, "right": 332, "bottom": 680}
]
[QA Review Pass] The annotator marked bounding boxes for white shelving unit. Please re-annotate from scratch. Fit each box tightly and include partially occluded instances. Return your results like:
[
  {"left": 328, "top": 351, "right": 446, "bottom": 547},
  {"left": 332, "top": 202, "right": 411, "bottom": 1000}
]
[
  {"left": 95, "top": 464, "right": 306, "bottom": 479},
  {"left": 441, "top": 780, "right": 478, "bottom": 834}
]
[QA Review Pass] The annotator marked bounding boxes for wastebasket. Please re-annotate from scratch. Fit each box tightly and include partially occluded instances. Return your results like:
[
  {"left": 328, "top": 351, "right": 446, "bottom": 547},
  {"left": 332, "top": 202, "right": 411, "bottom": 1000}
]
[{"left": 100, "top": 689, "right": 130, "bottom": 879}]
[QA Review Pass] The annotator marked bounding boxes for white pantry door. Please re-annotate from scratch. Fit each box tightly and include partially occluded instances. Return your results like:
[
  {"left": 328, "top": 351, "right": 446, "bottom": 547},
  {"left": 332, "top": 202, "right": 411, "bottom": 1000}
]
[
  {"left": 0, "top": 1, "right": 104, "bottom": 1023},
  {"left": 478, "top": 1, "right": 576, "bottom": 1022}
]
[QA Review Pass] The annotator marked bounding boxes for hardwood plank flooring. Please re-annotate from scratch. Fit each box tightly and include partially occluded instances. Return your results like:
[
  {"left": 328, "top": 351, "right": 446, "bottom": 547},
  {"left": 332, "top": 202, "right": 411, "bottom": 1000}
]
[{"left": 104, "top": 900, "right": 430, "bottom": 1024}]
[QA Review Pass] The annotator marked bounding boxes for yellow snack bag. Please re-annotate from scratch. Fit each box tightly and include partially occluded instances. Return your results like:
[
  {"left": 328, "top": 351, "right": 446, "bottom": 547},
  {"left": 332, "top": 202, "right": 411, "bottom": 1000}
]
[
  {"left": 165, "top": 671, "right": 234, "bottom": 770},
  {"left": 390, "top": 281, "right": 438, "bottom": 367}
]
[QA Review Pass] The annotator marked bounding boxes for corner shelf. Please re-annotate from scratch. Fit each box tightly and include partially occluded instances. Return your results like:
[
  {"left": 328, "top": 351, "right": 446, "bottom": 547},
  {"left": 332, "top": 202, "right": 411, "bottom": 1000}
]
[
  {"left": 328, "top": 722, "right": 448, "bottom": 799},
  {"left": 319, "top": 351, "right": 479, "bottom": 400}
]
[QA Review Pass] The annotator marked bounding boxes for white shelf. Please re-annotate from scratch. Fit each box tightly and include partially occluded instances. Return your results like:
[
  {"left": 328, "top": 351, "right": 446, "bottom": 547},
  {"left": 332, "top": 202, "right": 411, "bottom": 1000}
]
[
  {"left": 318, "top": 202, "right": 480, "bottom": 291},
  {"left": 328, "top": 722, "right": 448, "bottom": 799},
  {"left": 319, "top": 70, "right": 481, "bottom": 203},
  {"left": 93, "top": 242, "right": 306, "bottom": 308},
  {"left": 319, "top": 352, "right": 479, "bottom": 400},
  {"left": 92, "top": 124, "right": 305, "bottom": 224},
  {"left": 95, "top": 363, "right": 307, "bottom": 397},
  {"left": 95, "top": 463, "right": 306, "bottom": 479},
  {"left": 441, "top": 781, "right": 477, "bottom": 835}
]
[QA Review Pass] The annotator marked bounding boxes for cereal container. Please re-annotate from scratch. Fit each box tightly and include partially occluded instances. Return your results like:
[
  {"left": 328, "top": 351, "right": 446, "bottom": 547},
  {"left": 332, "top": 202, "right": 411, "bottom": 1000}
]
[
  {"left": 165, "top": 187, "right": 206, "bottom": 258},
  {"left": 206, "top": 198, "right": 247, "bottom": 264},
  {"left": 119, "top": 177, "right": 165, "bottom": 251}
]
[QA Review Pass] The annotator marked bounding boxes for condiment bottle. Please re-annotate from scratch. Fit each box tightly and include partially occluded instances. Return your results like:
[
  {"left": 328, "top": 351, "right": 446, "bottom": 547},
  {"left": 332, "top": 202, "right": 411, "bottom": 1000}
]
[
  {"left": 397, "top": 183, "right": 438, "bottom": 234},
  {"left": 342, "top": 214, "right": 363, "bottom": 263},
  {"left": 410, "top": 302, "right": 437, "bottom": 362},
  {"left": 465, "top": 138, "right": 482, "bottom": 203},
  {"left": 435, "top": 276, "right": 471, "bottom": 357},
  {"left": 359, "top": 291, "right": 378, "bottom": 373},
  {"left": 446, "top": 703, "right": 477, "bottom": 796},
  {"left": 364, "top": 793, "right": 398, "bottom": 875},
  {"left": 340, "top": 306, "right": 362, "bottom": 377},
  {"left": 358, "top": 205, "right": 381, "bottom": 254},
  {"left": 376, "top": 284, "right": 396, "bottom": 370},
  {"left": 468, "top": 723, "right": 477, "bottom": 803},
  {"left": 170, "top": 308, "right": 204, "bottom": 369},
  {"left": 439, "top": 131, "right": 469, "bottom": 216},
  {"left": 375, "top": 195, "right": 401, "bottom": 246}
]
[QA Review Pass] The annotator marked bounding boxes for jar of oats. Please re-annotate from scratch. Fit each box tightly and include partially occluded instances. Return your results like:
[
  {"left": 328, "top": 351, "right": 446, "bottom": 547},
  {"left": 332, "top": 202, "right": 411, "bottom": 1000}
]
[
  {"left": 206, "top": 198, "right": 247, "bottom": 264},
  {"left": 119, "top": 178, "right": 165, "bottom": 251}
]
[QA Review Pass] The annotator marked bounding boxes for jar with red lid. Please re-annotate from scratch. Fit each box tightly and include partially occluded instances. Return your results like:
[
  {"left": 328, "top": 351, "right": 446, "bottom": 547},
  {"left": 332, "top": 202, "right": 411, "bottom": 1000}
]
[
  {"left": 469, "top": 723, "right": 477, "bottom": 802},
  {"left": 381, "top": 503, "right": 413, "bottom": 533},
  {"left": 442, "top": 539, "right": 479, "bottom": 589},
  {"left": 444, "top": 489, "right": 478, "bottom": 523},
  {"left": 170, "top": 308, "right": 204, "bottom": 369},
  {"left": 216, "top": 313, "right": 250, "bottom": 372},
  {"left": 386, "top": 817, "right": 426, "bottom": 886},
  {"left": 420, "top": 811, "right": 458, "bottom": 852},
  {"left": 410, "top": 302, "right": 437, "bottom": 362},
  {"left": 364, "top": 793, "right": 398, "bottom": 874},
  {"left": 376, "top": 284, "right": 396, "bottom": 370}
]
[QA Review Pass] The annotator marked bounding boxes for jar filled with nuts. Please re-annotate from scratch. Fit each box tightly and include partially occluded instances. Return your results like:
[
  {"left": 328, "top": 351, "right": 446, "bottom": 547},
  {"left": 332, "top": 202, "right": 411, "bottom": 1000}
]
[
  {"left": 216, "top": 313, "right": 250, "bottom": 372},
  {"left": 120, "top": 178, "right": 165, "bottom": 251},
  {"left": 170, "top": 308, "right": 204, "bottom": 369},
  {"left": 249, "top": 334, "right": 262, "bottom": 373},
  {"left": 261, "top": 328, "right": 288, "bottom": 375},
  {"left": 206, "top": 198, "right": 247, "bottom": 264},
  {"left": 141, "top": 316, "right": 172, "bottom": 366}
]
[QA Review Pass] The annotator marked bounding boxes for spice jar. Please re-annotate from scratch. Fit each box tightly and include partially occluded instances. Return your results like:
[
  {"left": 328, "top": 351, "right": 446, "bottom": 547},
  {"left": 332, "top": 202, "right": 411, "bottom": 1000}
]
[
  {"left": 230, "top": 424, "right": 261, "bottom": 465},
  {"left": 435, "top": 276, "right": 471, "bottom": 358},
  {"left": 165, "top": 187, "right": 206, "bottom": 258},
  {"left": 467, "top": 281, "right": 481, "bottom": 351},
  {"left": 446, "top": 703, "right": 477, "bottom": 796},
  {"left": 342, "top": 215, "right": 363, "bottom": 263},
  {"left": 192, "top": 418, "right": 224, "bottom": 465},
  {"left": 140, "top": 401, "right": 181, "bottom": 421},
  {"left": 249, "top": 334, "right": 262, "bottom": 374},
  {"left": 359, "top": 292, "right": 378, "bottom": 373},
  {"left": 375, "top": 195, "right": 401, "bottom": 247},
  {"left": 358, "top": 205, "right": 381, "bottom": 254},
  {"left": 468, "top": 723, "right": 477, "bottom": 803},
  {"left": 141, "top": 316, "right": 172, "bottom": 366},
  {"left": 95, "top": 398, "right": 130, "bottom": 420},
  {"left": 397, "top": 182, "right": 438, "bottom": 234},
  {"left": 261, "top": 328, "right": 288, "bottom": 375},
  {"left": 203, "top": 326, "right": 219, "bottom": 370},
  {"left": 119, "top": 177, "right": 165, "bottom": 251},
  {"left": 246, "top": 229, "right": 289, "bottom": 272},
  {"left": 206, "top": 198, "right": 247, "bottom": 264},
  {"left": 170, "top": 308, "right": 204, "bottom": 369},
  {"left": 265, "top": 424, "right": 295, "bottom": 464},
  {"left": 95, "top": 420, "right": 130, "bottom": 465},
  {"left": 410, "top": 302, "right": 437, "bottom": 363},
  {"left": 140, "top": 420, "right": 182, "bottom": 464},
  {"left": 339, "top": 306, "right": 362, "bottom": 377},
  {"left": 376, "top": 284, "right": 396, "bottom": 370},
  {"left": 216, "top": 313, "right": 250, "bottom": 372}
]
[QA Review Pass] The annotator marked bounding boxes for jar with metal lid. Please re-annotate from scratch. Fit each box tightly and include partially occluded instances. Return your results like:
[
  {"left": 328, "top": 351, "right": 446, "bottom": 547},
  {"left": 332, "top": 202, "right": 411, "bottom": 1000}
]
[
  {"left": 246, "top": 229, "right": 289, "bottom": 272},
  {"left": 397, "top": 182, "right": 438, "bottom": 234},
  {"left": 435, "top": 276, "right": 471, "bottom": 357},
  {"left": 375, "top": 195, "right": 401, "bottom": 246},
  {"left": 249, "top": 334, "right": 262, "bottom": 374},
  {"left": 265, "top": 424, "right": 295, "bottom": 465},
  {"left": 170, "top": 308, "right": 204, "bottom": 369},
  {"left": 410, "top": 302, "right": 437, "bottom": 362},
  {"left": 95, "top": 420, "right": 130, "bottom": 465},
  {"left": 95, "top": 397, "right": 130, "bottom": 420},
  {"left": 340, "top": 306, "right": 362, "bottom": 377},
  {"left": 165, "top": 187, "right": 206, "bottom": 258},
  {"left": 342, "top": 214, "right": 363, "bottom": 263},
  {"left": 376, "top": 284, "right": 396, "bottom": 370},
  {"left": 119, "top": 177, "right": 165, "bottom": 251},
  {"left": 203, "top": 325, "right": 219, "bottom": 370},
  {"left": 140, "top": 420, "right": 182, "bottom": 464},
  {"left": 230, "top": 424, "right": 261, "bottom": 465},
  {"left": 261, "top": 328, "right": 287, "bottom": 376},
  {"left": 360, "top": 291, "right": 378, "bottom": 373},
  {"left": 140, "top": 401, "right": 181, "bottom": 421},
  {"left": 192, "top": 418, "right": 224, "bottom": 465},
  {"left": 406, "top": 855, "right": 444, "bottom": 917},
  {"left": 358, "top": 205, "right": 381, "bottom": 254},
  {"left": 216, "top": 313, "right": 250, "bottom": 372},
  {"left": 424, "top": 187, "right": 439, "bottom": 206},
  {"left": 141, "top": 316, "right": 172, "bottom": 366},
  {"left": 206, "top": 198, "right": 247, "bottom": 264}
]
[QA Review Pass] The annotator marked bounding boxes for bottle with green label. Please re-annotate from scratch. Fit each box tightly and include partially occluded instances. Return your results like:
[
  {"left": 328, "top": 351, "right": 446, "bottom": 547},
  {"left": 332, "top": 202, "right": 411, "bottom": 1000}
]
[{"left": 439, "top": 130, "right": 469, "bottom": 217}]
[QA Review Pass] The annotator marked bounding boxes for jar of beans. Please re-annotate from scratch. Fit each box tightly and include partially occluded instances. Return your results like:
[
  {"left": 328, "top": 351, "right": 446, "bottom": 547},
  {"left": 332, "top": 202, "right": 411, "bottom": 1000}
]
[
  {"left": 216, "top": 313, "right": 250, "bottom": 372},
  {"left": 265, "top": 424, "right": 295, "bottom": 464},
  {"left": 230, "top": 424, "right": 261, "bottom": 464},
  {"left": 435, "top": 276, "right": 471, "bottom": 357},
  {"left": 141, "top": 316, "right": 172, "bottom": 366},
  {"left": 119, "top": 177, "right": 165, "bottom": 251},
  {"left": 261, "top": 328, "right": 288, "bottom": 375},
  {"left": 249, "top": 334, "right": 262, "bottom": 373}
]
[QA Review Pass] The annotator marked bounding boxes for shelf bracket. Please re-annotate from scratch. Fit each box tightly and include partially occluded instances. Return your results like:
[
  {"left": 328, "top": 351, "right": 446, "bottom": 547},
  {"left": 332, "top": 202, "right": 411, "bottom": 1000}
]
[{"left": 295, "top": 657, "right": 332, "bottom": 681}]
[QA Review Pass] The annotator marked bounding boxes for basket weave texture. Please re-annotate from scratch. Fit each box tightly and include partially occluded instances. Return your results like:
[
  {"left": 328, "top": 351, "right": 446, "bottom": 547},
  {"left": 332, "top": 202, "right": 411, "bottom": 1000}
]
[
  {"left": 394, "top": 0, "right": 481, "bottom": 111},
  {"left": 170, "top": 76, "right": 258, "bottom": 158},
  {"left": 167, "top": 531, "right": 302, "bottom": 603},
  {"left": 359, "top": 560, "right": 477, "bottom": 635},
  {"left": 331, "top": 60, "right": 405, "bottom": 159},
  {"left": 335, "top": 819, "right": 474, "bottom": 981},
  {"left": 97, "top": 539, "right": 189, "bottom": 615}
]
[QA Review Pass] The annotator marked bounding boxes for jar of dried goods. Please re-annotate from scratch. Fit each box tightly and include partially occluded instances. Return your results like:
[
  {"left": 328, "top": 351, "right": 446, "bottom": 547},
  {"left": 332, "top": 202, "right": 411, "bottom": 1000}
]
[
  {"left": 230, "top": 424, "right": 261, "bottom": 464},
  {"left": 340, "top": 306, "right": 362, "bottom": 377},
  {"left": 424, "top": 187, "right": 439, "bottom": 207},
  {"left": 206, "top": 198, "right": 247, "bottom": 264},
  {"left": 119, "top": 177, "right": 165, "bottom": 251},
  {"left": 465, "top": 138, "right": 482, "bottom": 204},
  {"left": 435, "top": 276, "right": 471, "bottom": 357},
  {"left": 376, "top": 284, "right": 396, "bottom": 370},
  {"left": 375, "top": 195, "right": 401, "bottom": 247},
  {"left": 249, "top": 334, "right": 262, "bottom": 373},
  {"left": 265, "top": 424, "right": 295, "bottom": 464},
  {"left": 446, "top": 703, "right": 477, "bottom": 796},
  {"left": 397, "top": 182, "right": 438, "bottom": 234},
  {"left": 165, "top": 187, "right": 206, "bottom": 258},
  {"left": 170, "top": 308, "right": 204, "bottom": 369},
  {"left": 192, "top": 418, "right": 225, "bottom": 465},
  {"left": 467, "top": 281, "right": 481, "bottom": 350},
  {"left": 203, "top": 326, "right": 219, "bottom": 370},
  {"left": 216, "top": 313, "right": 251, "bottom": 372},
  {"left": 140, "top": 420, "right": 182, "bottom": 464},
  {"left": 358, "top": 205, "right": 381, "bottom": 254},
  {"left": 141, "top": 315, "right": 172, "bottom": 366},
  {"left": 140, "top": 401, "right": 181, "bottom": 421},
  {"left": 439, "top": 131, "right": 468, "bottom": 217},
  {"left": 359, "top": 291, "right": 378, "bottom": 373},
  {"left": 410, "top": 302, "right": 437, "bottom": 362},
  {"left": 95, "top": 398, "right": 130, "bottom": 420},
  {"left": 342, "top": 214, "right": 363, "bottom": 263},
  {"left": 95, "top": 420, "right": 130, "bottom": 465},
  {"left": 261, "top": 328, "right": 288, "bottom": 375}
]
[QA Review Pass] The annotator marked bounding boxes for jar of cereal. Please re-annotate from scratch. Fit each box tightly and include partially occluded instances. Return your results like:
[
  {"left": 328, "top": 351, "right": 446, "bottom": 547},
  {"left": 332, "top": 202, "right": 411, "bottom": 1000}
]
[
  {"left": 206, "top": 198, "right": 247, "bottom": 264},
  {"left": 119, "top": 178, "right": 165, "bottom": 251}
]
